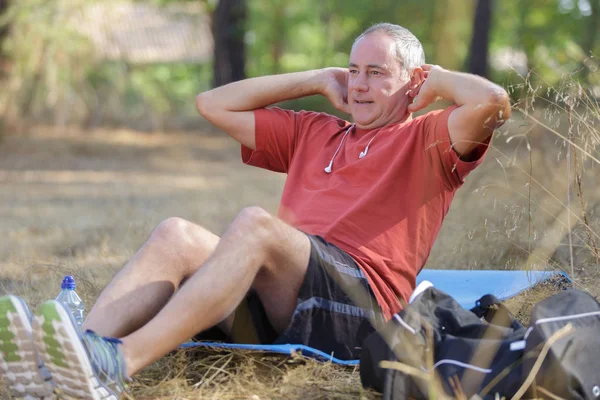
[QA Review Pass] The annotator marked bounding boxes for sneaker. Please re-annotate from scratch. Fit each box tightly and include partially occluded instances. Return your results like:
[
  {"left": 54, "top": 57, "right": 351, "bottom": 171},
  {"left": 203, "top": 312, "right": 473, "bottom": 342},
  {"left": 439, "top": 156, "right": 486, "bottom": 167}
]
[
  {"left": 0, "top": 295, "right": 55, "bottom": 399},
  {"left": 32, "top": 300, "right": 129, "bottom": 400}
]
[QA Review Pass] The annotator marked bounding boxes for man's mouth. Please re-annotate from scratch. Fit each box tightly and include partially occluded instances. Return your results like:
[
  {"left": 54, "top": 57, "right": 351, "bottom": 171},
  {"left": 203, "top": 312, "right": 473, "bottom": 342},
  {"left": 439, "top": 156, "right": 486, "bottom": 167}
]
[{"left": 354, "top": 101, "right": 374, "bottom": 104}]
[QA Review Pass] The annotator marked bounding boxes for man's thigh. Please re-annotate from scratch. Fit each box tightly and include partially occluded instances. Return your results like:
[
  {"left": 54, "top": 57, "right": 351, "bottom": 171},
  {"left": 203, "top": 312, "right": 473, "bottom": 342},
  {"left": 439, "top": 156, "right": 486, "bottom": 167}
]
[
  {"left": 248, "top": 234, "right": 379, "bottom": 360},
  {"left": 248, "top": 214, "right": 311, "bottom": 334},
  {"left": 192, "top": 209, "right": 309, "bottom": 338}
]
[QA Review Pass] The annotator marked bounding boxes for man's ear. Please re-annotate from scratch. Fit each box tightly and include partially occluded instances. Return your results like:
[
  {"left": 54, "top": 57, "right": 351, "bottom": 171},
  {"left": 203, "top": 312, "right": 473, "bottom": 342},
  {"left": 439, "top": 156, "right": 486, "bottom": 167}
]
[{"left": 407, "top": 67, "right": 425, "bottom": 98}]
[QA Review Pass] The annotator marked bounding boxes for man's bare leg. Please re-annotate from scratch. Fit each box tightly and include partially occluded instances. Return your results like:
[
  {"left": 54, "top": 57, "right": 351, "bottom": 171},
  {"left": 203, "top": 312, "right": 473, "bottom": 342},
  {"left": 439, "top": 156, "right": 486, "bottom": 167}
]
[
  {"left": 119, "top": 207, "right": 311, "bottom": 376},
  {"left": 83, "top": 217, "right": 221, "bottom": 338}
]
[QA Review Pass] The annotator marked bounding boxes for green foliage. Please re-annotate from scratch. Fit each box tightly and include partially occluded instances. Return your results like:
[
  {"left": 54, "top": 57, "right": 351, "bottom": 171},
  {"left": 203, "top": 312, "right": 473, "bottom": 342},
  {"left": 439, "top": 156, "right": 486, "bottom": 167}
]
[
  {"left": 0, "top": 0, "right": 96, "bottom": 122},
  {"left": 83, "top": 62, "right": 211, "bottom": 128},
  {"left": 129, "top": 64, "right": 209, "bottom": 114},
  {"left": 0, "top": 0, "right": 598, "bottom": 126},
  {"left": 491, "top": 0, "right": 597, "bottom": 86},
  {"left": 246, "top": 0, "right": 443, "bottom": 76},
  {"left": 0, "top": 0, "right": 213, "bottom": 128}
]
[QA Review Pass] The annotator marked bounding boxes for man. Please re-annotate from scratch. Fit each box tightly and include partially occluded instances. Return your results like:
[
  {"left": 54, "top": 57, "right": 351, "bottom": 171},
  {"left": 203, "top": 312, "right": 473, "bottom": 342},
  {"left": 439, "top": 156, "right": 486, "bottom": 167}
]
[{"left": 0, "top": 23, "right": 509, "bottom": 399}]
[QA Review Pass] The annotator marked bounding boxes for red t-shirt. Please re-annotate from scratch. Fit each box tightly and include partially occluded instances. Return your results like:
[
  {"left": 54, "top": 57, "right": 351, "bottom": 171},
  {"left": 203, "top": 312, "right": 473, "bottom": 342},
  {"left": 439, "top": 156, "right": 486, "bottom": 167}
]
[{"left": 242, "top": 107, "right": 489, "bottom": 319}]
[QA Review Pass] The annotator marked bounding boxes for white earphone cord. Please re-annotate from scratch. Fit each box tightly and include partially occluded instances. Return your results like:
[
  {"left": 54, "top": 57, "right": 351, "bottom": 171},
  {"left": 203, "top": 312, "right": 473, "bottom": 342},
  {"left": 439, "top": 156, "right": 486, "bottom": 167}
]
[
  {"left": 324, "top": 126, "right": 352, "bottom": 174},
  {"left": 324, "top": 125, "right": 374, "bottom": 173}
]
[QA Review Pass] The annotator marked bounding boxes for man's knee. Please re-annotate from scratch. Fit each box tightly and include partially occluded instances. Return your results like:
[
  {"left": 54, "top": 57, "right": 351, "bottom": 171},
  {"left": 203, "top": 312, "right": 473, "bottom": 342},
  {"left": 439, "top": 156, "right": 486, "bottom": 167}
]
[
  {"left": 230, "top": 207, "right": 274, "bottom": 242},
  {"left": 151, "top": 217, "right": 194, "bottom": 245},
  {"left": 232, "top": 207, "right": 309, "bottom": 275},
  {"left": 229, "top": 206, "right": 294, "bottom": 269},
  {"left": 149, "top": 217, "right": 216, "bottom": 264}
]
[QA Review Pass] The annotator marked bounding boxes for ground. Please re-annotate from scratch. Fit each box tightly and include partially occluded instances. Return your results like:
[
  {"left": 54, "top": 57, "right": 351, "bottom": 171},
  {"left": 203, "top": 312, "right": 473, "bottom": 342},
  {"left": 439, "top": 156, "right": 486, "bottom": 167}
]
[{"left": 0, "top": 111, "right": 598, "bottom": 399}]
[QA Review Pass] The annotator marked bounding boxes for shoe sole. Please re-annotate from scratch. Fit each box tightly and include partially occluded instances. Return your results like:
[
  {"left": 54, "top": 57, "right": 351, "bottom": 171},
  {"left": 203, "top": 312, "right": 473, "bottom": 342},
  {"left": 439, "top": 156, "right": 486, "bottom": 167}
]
[
  {"left": 0, "top": 295, "right": 55, "bottom": 399},
  {"left": 32, "top": 301, "right": 119, "bottom": 400}
]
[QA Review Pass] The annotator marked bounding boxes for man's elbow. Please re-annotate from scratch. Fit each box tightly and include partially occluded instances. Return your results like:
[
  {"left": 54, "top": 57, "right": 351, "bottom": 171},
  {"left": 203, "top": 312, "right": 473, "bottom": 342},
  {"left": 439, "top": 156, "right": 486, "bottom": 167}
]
[
  {"left": 486, "top": 88, "right": 511, "bottom": 127},
  {"left": 195, "top": 92, "right": 210, "bottom": 117}
]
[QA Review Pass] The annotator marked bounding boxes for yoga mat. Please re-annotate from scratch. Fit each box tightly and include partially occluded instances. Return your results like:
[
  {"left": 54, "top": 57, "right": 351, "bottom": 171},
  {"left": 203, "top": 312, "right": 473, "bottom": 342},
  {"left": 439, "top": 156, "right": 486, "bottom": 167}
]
[
  {"left": 180, "top": 341, "right": 360, "bottom": 365},
  {"left": 416, "top": 269, "right": 566, "bottom": 309},
  {"left": 181, "top": 269, "right": 566, "bottom": 365}
]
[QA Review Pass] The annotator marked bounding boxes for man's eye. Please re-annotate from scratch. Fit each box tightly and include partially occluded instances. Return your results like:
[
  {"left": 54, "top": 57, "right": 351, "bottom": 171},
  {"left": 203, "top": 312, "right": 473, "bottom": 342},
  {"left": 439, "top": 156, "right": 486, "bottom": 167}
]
[
  {"left": 370, "top": 71, "right": 381, "bottom": 75},
  {"left": 349, "top": 69, "right": 358, "bottom": 74}
]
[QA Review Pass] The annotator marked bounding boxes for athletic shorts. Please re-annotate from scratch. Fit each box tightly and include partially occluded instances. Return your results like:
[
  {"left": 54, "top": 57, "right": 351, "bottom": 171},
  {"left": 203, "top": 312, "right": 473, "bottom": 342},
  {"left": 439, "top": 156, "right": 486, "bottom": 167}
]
[{"left": 236, "top": 234, "right": 381, "bottom": 360}]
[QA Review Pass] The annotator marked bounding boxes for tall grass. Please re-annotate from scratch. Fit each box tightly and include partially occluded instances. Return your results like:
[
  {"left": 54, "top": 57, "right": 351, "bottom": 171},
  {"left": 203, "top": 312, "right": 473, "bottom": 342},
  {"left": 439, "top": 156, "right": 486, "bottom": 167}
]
[{"left": 375, "top": 71, "right": 600, "bottom": 399}]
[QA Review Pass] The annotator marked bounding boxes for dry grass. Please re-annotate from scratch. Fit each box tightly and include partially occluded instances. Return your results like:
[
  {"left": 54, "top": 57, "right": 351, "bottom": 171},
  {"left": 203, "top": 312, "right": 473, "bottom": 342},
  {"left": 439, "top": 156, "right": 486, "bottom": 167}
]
[
  {"left": 0, "top": 82, "right": 599, "bottom": 398},
  {"left": 131, "top": 349, "right": 377, "bottom": 400},
  {"left": 503, "top": 274, "right": 574, "bottom": 325}
]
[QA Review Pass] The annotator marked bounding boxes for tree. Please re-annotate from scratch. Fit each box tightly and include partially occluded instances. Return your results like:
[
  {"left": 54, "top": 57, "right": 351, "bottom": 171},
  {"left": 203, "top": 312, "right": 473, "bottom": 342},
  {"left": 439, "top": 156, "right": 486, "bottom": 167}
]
[
  {"left": 0, "top": 0, "right": 9, "bottom": 75},
  {"left": 212, "top": 0, "right": 247, "bottom": 87},
  {"left": 468, "top": 0, "right": 493, "bottom": 77}
]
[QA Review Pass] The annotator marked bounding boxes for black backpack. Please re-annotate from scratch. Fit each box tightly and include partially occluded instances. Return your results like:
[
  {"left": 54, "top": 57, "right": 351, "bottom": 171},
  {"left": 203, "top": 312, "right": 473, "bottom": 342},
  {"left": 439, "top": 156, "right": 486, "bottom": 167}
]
[
  {"left": 523, "top": 289, "right": 600, "bottom": 399},
  {"left": 360, "top": 287, "right": 600, "bottom": 399}
]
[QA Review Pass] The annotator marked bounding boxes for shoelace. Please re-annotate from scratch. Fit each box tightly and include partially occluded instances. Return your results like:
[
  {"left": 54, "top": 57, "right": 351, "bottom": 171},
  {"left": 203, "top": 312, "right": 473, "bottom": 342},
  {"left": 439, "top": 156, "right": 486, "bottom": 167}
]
[{"left": 83, "top": 330, "right": 128, "bottom": 389}]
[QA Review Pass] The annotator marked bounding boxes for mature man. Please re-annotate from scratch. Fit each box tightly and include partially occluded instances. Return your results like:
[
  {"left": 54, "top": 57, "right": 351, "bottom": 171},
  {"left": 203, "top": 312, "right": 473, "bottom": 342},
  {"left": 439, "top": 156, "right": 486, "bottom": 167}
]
[{"left": 0, "top": 23, "right": 509, "bottom": 399}]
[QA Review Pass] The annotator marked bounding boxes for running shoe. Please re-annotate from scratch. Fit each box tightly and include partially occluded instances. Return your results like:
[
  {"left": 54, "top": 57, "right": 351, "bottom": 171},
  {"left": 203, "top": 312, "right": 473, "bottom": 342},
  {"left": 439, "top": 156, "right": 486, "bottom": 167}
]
[
  {"left": 32, "top": 300, "right": 129, "bottom": 400},
  {"left": 0, "top": 295, "right": 55, "bottom": 399}
]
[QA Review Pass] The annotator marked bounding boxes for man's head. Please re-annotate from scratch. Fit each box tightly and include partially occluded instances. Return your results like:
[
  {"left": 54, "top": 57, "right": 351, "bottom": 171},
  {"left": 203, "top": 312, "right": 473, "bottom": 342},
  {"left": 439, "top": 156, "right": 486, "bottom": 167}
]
[{"left": 348, "top": 23, "right": 426, "bottom": 129}]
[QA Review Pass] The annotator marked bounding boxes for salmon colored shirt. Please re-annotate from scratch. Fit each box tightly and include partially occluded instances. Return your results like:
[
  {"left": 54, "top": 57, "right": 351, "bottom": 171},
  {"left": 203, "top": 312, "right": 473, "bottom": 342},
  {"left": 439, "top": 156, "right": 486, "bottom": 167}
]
[{"left": 242, "top": 106, "right": 489, "bottom": 319}]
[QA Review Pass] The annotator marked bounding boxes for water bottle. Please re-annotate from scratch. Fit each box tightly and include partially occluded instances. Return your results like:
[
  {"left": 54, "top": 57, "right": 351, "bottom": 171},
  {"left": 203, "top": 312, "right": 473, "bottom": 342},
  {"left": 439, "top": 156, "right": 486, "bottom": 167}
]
[{"left": 55, "top": 275, "right": 85, "bottom": 327}]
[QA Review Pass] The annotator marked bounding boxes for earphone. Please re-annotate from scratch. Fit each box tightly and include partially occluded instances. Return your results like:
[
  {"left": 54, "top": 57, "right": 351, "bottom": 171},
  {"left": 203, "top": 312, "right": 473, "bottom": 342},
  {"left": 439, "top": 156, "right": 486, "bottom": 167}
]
[
  {"left": 359, "top": 146, "right": 369, "bottom": 159},
  {"left": 324, "top": 126, "right": 353, "bottom": 174},
  {"left": 324, "top": 125, "right": 376, "bottom": 173},
  {"left": 359, "top": 136, "right": 376, "bottom": 159}
]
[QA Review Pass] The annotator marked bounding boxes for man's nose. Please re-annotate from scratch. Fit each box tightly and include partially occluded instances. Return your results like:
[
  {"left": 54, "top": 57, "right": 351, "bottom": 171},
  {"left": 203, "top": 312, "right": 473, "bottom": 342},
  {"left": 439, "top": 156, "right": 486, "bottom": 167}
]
[{"left": 350, "top": 74, "right": 369, "bottom": 92}]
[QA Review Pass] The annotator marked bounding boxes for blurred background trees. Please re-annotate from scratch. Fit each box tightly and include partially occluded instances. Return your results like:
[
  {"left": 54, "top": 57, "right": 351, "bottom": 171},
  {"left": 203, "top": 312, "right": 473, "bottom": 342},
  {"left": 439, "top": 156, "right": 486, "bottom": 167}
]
[
  {"left": 468, "top": 0, "right": 492, "bottom": 77},
  {"left": 212, "top": 0, "right": 247, "bottom": 86},
  {"left": 0, "top": 0, "right": 597, "bottom": 131},
  {"left": 0, "top": 0, "right": 9, "bottom": 74}
]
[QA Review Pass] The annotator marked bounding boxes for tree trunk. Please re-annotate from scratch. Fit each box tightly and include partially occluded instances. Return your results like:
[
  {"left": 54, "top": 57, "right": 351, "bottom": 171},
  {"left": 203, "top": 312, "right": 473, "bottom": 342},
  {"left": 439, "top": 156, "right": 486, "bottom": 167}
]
[
  {"left": 212, "top": 0, "right": 247, "bottom": 87},
  {"left": 0, "top": 0, "right": 10, "bottom": 76},
  {"left": 468, "top": 0, "right": 492, "bottom": 77}
]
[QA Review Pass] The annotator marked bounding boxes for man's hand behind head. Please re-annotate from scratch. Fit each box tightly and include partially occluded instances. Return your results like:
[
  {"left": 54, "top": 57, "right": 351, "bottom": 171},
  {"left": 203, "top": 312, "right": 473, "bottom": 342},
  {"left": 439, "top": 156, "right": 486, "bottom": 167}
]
[
  {"left": 407, "top": 64, "right": 442, "bottom": 113},
  {"left": 320, "top": 68, "right": 351, "bottom": 115}
]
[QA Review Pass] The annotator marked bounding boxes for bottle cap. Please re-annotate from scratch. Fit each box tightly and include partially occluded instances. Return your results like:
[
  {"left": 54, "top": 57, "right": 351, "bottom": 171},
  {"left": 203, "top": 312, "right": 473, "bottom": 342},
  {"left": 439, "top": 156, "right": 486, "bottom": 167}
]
[{"left": 61, "top": 275, "right": 76, "bottom": 290}]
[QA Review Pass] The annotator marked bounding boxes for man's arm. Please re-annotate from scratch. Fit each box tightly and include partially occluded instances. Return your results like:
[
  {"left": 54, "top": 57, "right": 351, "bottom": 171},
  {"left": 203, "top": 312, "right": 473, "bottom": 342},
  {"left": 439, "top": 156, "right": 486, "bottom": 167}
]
[
  {"left": 195, "top": 69, "right": 349, "bottom": 150},
  {"left": 408, "top": 65, "right": 511, "bottom": 158}
]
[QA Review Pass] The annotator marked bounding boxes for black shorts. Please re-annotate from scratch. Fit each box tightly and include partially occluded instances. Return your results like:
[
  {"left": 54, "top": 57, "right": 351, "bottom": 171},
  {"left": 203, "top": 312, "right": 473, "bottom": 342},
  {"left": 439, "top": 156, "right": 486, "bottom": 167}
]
[{"left": 236, "top": 234, "right": 381, "bottom": 360}]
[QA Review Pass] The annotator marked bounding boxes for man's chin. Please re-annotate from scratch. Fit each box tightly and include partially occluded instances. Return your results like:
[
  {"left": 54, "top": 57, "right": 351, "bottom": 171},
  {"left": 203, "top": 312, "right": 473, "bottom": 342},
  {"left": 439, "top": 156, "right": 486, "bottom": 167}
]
[
  {"left": 353, "top": 117, "right": 382, "bottom": 130},
  {"left": 351, "top": 113, "right": 375, "bottom": 129},
  {"left": 352, "top": 110, "right": 411, "bottom": 130}
]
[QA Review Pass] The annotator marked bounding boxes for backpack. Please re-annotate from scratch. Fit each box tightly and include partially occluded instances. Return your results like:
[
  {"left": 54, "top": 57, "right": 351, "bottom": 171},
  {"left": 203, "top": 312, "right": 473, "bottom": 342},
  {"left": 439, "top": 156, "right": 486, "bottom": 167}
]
[
  {"left": 360, "top": 286, "right": 600, "bottom": 399},
  {"left": 523, "top": 289, "right": 600, "bottom": 399}
]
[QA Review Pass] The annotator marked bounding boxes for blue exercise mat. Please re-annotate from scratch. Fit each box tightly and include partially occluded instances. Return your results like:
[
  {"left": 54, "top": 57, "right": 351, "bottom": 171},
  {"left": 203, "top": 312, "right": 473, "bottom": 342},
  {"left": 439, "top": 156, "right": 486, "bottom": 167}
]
[
  {"left": 180, "top": 341, "right": 360, "bottom": 365},
  {"left": 181, "top": 269, "right": 564, "bottom": 365},
  {"left": 416, "top": 269, "right": 564, "bottom": 309}
]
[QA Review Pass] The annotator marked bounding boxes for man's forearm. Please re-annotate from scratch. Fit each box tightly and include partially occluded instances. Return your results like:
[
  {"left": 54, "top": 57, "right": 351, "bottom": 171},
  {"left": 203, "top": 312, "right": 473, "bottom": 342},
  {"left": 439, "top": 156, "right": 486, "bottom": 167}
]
[
  {"left": 435, "top": 69, "right": 511, "bottom": 117},
  {"left": 196, "top": 70, "right": 324, "bottom": 113}
]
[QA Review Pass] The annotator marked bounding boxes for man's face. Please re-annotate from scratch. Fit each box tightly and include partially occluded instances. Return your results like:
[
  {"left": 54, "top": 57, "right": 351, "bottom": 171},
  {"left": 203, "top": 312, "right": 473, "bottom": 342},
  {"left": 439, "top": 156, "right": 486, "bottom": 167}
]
[{"left": 348, "top": 32, "right": 412, "bottom": 129}]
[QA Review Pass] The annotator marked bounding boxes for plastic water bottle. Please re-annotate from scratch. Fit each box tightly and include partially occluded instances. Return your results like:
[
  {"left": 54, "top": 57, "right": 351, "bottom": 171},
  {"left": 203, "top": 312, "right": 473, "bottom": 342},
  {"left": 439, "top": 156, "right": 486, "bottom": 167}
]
[{"left": 55, "top": 275, "right": 85, "bottom": 327}]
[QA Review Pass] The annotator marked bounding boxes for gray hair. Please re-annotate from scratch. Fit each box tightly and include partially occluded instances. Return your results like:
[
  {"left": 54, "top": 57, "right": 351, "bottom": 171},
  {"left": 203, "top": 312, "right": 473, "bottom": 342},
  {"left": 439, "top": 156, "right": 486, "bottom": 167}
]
[{"left": 353, "top": 23, "right": 425, "bottom": 75}]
